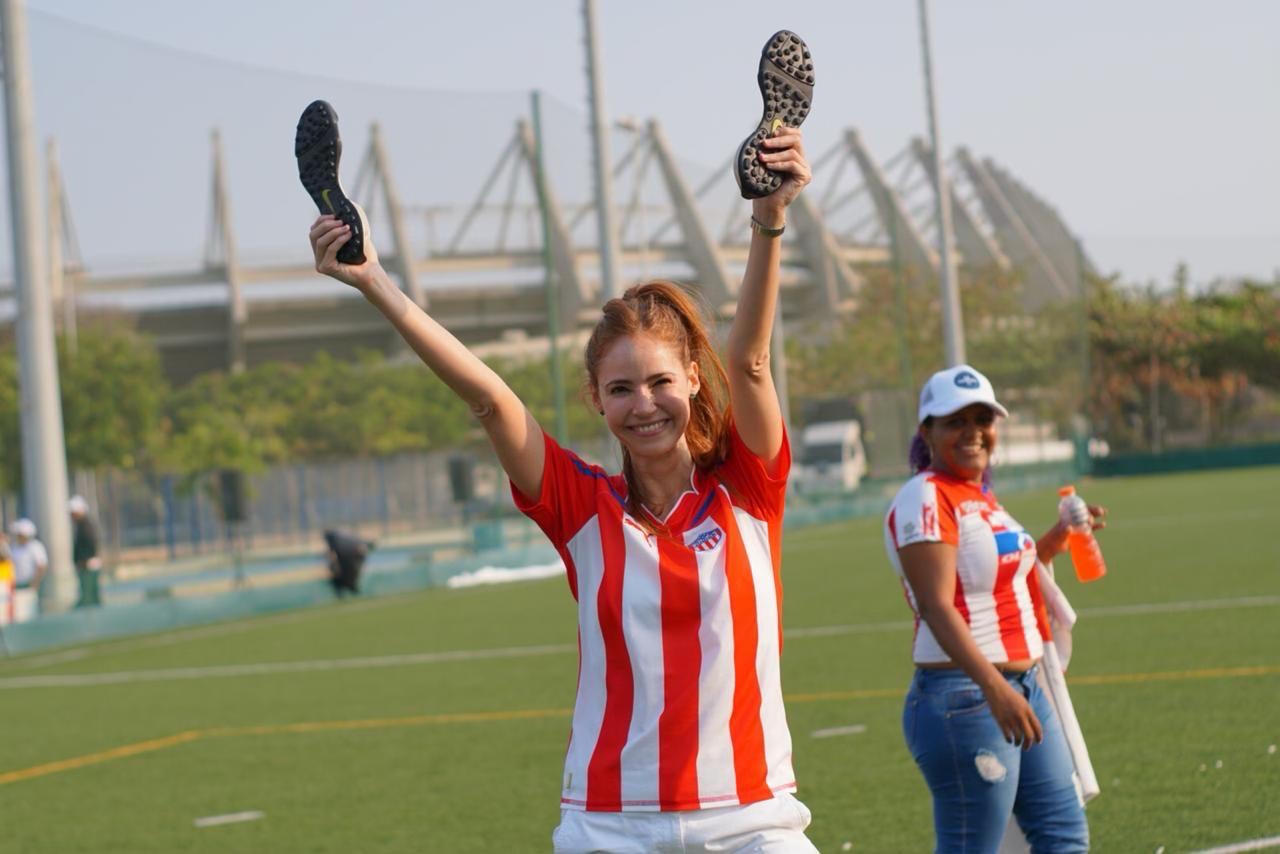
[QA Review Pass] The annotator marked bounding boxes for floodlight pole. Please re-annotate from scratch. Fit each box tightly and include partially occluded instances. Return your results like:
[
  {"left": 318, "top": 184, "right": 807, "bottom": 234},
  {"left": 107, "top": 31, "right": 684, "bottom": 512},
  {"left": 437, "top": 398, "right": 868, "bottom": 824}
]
[
  {"left": 2, "top": 0, "right": 75, "bottom": 612},
  {"left": 917, "top": 0, "right": 966, "bottom": 366},
  {"left": 583, "top": 0, "right": 622, "bottom": 302},
  {"left": 530, "top": 91, "right": 569, "bottom": 443}
]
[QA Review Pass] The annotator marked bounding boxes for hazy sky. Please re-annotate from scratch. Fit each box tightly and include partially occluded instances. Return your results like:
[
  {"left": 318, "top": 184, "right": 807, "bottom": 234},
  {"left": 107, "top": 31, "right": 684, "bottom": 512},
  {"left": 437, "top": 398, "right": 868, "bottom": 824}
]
[{"left": 22, "top": 0, "right": 1279, "bottom": 287}]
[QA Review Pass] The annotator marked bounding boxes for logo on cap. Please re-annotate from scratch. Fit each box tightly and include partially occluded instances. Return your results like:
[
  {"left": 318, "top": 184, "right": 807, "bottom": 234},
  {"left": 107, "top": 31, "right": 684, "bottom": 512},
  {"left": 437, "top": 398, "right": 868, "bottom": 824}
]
[{"left": 954, "top": 371, "right": 980, "bottom": 389}]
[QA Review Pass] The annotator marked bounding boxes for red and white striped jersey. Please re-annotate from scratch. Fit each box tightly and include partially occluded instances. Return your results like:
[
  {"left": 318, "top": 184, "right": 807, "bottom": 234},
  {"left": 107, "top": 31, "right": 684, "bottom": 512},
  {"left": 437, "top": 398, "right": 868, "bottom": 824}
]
[
  {"left": 512, "top": 424, "right": 797, "bottom": 812},
  {"left": 884, "top": 471, "right": 1046, "bottom": 665}
]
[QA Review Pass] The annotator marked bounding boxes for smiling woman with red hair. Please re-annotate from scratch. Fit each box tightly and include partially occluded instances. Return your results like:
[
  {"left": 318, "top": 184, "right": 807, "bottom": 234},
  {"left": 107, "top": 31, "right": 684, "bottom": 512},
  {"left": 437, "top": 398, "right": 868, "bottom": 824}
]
[{"left": 307, "top": 123, "right": 817, "bottom": 851}]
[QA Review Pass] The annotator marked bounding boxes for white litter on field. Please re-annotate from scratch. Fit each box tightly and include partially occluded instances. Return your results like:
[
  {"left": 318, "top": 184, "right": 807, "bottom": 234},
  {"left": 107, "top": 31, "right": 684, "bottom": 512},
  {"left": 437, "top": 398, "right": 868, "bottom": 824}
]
[
  {"left": 446, "top": 561, "right": 564, "bottom": 588},
  {"left": 811, "top": 724, "right": 867, "bottom": 739},
  {"left": 1268, "top": 744, "right": 1276, "bottom": 755},
  {"left": 194, "top": 810, "right": 264, "bottom": 828}
]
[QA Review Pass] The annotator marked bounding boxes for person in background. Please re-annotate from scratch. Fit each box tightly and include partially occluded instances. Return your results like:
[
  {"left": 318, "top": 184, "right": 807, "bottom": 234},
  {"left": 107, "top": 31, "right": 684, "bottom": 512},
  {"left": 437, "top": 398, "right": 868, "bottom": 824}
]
[
  {"left": 69, "top": 495, "right": 103, "bottom": 607},
  {"left": 9, "top": 518, "right": 48, "bottom": 623},
  {"left": 323, "top": 529, "right": 374, "bottom": 596},
  {"left": 0, "top": 533, "right": 14, "bottom": 625},
  {"left": 884, "top": 365, "right": 1105, "bottom": 853}
]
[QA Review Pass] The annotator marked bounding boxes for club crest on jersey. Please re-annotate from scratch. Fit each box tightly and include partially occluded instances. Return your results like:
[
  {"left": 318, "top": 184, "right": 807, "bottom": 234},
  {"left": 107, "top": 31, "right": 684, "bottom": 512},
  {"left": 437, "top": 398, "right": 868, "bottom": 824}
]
[{"left": 689, "top": 527, "right": 724, "bottom": 552}]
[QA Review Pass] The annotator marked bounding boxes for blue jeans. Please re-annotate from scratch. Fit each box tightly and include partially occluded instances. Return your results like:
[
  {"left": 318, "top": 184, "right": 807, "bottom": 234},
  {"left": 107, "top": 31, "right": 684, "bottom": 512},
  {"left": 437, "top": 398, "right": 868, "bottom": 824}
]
[{"left": 903, "top": 666, "right": 1089, "bottom": 853}]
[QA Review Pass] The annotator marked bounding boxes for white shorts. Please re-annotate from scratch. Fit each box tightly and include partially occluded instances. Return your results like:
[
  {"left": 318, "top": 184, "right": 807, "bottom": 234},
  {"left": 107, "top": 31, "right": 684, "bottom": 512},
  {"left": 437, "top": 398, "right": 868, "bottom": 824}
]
[
  {"left": 12, "top": 588, "right": 38, "bottom": 623},
  {"left": 551, "top": 792, "right": 817, "bottom": 853}
]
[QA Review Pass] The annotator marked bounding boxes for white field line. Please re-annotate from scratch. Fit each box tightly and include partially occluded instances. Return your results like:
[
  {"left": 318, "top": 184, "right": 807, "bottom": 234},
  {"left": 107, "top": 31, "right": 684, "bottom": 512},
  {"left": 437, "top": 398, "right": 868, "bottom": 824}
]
[
  {"left": 4, "top": 506, "right": 1268, "bottom": 670},
  {"left": 787, "top": 595, "right": 1280, "bottom": 640},
  {"left": 0, "top": 643, "right": 576, "bottom": 689},
  {"left": 810, "top": 724, "right": 867, "bottom": 738},
  {"left": 787, "top": 619, "right": 912, "bottom": 638},
  {"left": 1081, "top": 595, "right": 1280, "bottom": 618},
  {"left": 1190, "top": 836, "right": 1280, "bottom": 853},
  {"left": 3, "top": 593, "right": 412, "bottom": 671},
  {"left": 1, "top": 594, "right": 1276, "bottom": 691},
  {"left": 1106, "top": 507, "right": 1274, "bottom": 529},
  {"left": 194, "top": 810, "right": 265, "bottom": 829}
]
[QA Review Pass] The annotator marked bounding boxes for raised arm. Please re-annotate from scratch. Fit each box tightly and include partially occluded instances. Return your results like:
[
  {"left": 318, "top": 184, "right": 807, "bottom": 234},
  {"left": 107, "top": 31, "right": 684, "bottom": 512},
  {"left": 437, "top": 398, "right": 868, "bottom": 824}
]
[
  {"left": 309, "top": 213, "right": 545, "bottom": 499},
  {"left": 724, "top": 128, "right": 811, "bottom": 468}
]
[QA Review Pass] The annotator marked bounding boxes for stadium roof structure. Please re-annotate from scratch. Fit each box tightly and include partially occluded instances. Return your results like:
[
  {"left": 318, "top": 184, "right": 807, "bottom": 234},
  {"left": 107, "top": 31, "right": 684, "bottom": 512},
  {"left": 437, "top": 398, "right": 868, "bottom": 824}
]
[{"left": 18, "top": 119, "right": 1090, "bottom": 384}]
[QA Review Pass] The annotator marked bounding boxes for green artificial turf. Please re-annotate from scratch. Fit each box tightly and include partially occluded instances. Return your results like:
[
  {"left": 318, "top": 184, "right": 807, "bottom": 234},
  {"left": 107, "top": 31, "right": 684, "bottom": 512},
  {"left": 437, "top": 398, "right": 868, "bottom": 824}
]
[{"left": 1, "top": 468, "right": 1276, "bottom": 852}]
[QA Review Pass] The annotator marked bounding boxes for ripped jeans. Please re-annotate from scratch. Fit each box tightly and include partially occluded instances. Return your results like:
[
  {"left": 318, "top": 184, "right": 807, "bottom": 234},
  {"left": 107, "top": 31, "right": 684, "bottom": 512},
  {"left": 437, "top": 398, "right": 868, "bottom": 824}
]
[{"left": 903, "top": 666, "right": 1088, "bottom": 853}]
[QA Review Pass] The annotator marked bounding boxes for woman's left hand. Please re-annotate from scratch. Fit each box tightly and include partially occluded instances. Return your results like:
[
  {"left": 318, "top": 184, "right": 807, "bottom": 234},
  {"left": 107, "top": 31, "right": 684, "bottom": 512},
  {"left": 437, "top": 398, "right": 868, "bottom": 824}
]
[
  {"left": 1038, "top": 503, "right": 1108, "bottom": 562},
  {"left": 752, "top": 126, "right": 811, "bottom": 224},
  {"left": 1061, "top": 503, "right": 1108, "bottom": 534}
]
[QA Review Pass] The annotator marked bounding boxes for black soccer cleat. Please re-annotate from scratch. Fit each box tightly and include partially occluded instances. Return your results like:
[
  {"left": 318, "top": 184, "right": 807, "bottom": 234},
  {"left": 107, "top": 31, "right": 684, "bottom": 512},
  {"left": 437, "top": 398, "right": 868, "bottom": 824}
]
[
  {"left": 733, "top": 30, "right": 815, "bottom": 200},
  {"left": 295, "top": 100, "right": 366, "bottom": 265}
]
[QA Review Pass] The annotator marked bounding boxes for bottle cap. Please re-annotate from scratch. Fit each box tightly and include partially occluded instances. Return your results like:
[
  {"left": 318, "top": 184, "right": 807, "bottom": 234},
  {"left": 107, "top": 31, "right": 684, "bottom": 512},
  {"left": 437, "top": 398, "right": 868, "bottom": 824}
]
[{"left": 1058, "top": 485, "right": 1076, "bottom": 497}]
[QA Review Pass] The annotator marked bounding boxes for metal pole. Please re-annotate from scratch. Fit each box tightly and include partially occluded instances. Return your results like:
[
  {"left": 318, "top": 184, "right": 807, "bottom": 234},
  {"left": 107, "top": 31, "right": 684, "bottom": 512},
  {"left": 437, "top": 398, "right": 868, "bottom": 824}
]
[
  {"left": 2, "top": 0, "right": 75, "bottom": 613},
  {"left": 46, "top": 137, "right": 76, "bottom": 349},
  {"left": 529, "top": 91, "right": 568, "bottom": 442},
  {"left": 886, "top": 190, "right": 915, "bottom": 399},
  {"left": 582, "top": 0, "right": 623, "bottom": 302},
  {"left": 210, "top": 128, "right": 246, "bottom": 373},
  {"left": 1075, "top": 238, "right": 1091, "bottom": 475},
  {"left": 917, "top": 0, "right": 966, "bottom": 366},
  {"left": 369, "top": 122, "right": 426, "bottom": 307}
]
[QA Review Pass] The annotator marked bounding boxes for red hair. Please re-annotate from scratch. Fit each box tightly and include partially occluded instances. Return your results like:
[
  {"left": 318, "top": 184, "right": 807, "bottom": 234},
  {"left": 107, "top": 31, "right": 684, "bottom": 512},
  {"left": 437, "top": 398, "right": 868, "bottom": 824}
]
[{"left": 584, "top": 281, "right": 730, "bottom": 525}]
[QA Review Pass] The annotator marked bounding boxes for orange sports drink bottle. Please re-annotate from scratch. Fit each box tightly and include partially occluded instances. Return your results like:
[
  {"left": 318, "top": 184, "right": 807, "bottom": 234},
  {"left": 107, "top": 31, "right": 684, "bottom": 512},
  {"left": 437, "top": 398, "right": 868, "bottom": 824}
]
[{"left": 1058, "top": 486, "right": 1107, "bottom": 582}]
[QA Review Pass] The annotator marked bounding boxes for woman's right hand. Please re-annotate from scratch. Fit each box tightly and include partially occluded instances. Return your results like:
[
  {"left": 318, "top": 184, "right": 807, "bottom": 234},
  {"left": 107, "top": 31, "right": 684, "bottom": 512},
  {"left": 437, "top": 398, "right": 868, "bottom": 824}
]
[
  {"left": 309, "top": 209, "right": 380, "bottom": 291},
  {"left": 985, "top": 678, "right": 1043, "bottom": 750}
]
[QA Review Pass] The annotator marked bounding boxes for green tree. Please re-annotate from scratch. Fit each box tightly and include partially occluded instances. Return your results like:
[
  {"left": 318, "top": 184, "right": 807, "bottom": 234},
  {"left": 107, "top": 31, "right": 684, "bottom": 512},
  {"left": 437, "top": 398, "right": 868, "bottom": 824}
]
[
  {"left": 491, "top": 351, "right": 598, "bottom": 447},
  {"left": 159, "top": 371, "right": 287, "bottom": 491},
  {"left": 1087, "top": 273, "right": 1280, "bottom": 448},
  {"left": 275, "top": 352, "right": 474, "bottom": 460},
  {"left": 0, "top": 350, "right": 19, "bottom": 491},
  {"left": 59, "top": 326, "right": 168, "bottom": 473},
  {"left": 0, "top": 328, "right": 167, "bottom": 491}
]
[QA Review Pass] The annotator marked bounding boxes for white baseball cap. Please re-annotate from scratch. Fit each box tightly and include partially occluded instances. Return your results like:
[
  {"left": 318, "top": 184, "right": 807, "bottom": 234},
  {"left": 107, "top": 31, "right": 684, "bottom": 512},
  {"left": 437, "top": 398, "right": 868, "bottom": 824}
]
[
  {"left": 10, "top": 518, "right": 36, "bottom": 538},
  {"left": 69, "top": 495, "right": 89, "bottom": 514},
  {"left": 918, "top": 364, "right": 1009, "bottom": 423}
]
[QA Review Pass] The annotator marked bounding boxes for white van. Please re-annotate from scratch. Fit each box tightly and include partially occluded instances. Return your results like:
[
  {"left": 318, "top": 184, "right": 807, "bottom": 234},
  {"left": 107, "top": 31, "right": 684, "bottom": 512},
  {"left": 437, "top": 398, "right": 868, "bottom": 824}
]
[{"left": 794, "top": 419, "right": 868, "bottom": 493}]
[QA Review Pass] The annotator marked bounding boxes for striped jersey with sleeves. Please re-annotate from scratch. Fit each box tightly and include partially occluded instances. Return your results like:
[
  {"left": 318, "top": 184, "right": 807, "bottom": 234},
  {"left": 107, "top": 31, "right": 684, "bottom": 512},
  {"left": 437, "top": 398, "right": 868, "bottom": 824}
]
[
  {"left": 511, "top": 423, "right": 797, "bottom": 813},
  {"left": 883, "top": 470, "right": 1047, "bottom": 665}
]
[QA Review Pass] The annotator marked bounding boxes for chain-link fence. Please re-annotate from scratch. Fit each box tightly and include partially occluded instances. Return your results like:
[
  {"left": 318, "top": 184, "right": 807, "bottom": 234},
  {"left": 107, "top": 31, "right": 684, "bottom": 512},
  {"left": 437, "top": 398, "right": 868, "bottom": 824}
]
[{"left": 0, "top": 11, "right": 1118, "bottom": 569}]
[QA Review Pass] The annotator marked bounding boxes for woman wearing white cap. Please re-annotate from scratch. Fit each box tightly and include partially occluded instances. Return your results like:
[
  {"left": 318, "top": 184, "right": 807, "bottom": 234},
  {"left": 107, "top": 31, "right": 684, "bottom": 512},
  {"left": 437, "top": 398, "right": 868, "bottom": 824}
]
[{"left": 883, "top": 365, "right": 1104, "bottom": 852}]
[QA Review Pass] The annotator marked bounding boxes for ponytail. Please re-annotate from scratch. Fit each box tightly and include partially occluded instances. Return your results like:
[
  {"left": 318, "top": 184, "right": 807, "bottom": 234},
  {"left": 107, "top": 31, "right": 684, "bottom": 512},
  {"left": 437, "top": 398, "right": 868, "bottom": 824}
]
[{"left": 908, "top": 432, "right": 931, "bottom": 474}]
